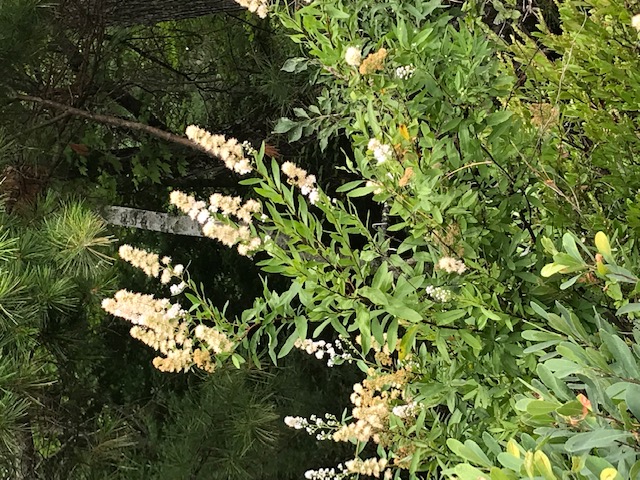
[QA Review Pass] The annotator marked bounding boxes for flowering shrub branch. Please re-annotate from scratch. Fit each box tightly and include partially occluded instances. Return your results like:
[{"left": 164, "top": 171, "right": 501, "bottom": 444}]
[{"left": 102, "top": 0, "right": 640, "bottom": 477}]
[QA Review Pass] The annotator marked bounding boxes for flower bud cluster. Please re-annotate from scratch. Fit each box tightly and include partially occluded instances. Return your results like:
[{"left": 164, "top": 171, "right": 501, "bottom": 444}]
[
  {"left": 436, "top": 256, "right": 466, "bottom": 274},
  {"left": 425, "top": 285, "right": 452, "bottom": 302},
  {"left": 284, "top": 413, "right": 341, "bottom": 440},
  {"left": 242, "top": 140, "right": 257, "bottom": 156},
  {"left": 391, "top": 401, "right": 419, "bottom": 419},
  {"left": 368, "top": 139, "right": 393, "bottom": 164},
  {"left": 395, "top": 64, "right": 416, "bottom": 79},
  {"left": 185, "top": 125, "right": 252, "bottom": 175},
  {"left": 304, "top": 464, "right": 349, "bottom": 480},
  {"left": 345, "top": 457, "right": 388, "bottom": 478},
  {"left": 281, "top": 161, "right": 320, "bottom": 204},
  {"left": 294, "top": 338, "right": 354, "bottom": 367}
]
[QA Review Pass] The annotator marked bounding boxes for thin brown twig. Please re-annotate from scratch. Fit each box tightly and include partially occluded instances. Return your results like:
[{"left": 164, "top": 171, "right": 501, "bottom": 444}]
[
  {"left": 445, "top": 161, "right": 493, "bottom": 178},
  {"left": 13, "top": 94, "right": 212, "bottom": 157}
]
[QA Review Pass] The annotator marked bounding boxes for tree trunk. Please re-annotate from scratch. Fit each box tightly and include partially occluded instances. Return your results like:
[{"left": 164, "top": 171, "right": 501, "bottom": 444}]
[
  {"left": 68, "top": 0, "right": 245, "bottom": 27},
  {"left": 102, "top": 205, "right": 208, "bottom": 236}
]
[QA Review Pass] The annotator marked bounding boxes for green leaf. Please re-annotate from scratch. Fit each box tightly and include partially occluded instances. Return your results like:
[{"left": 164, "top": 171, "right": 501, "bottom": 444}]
[
  {"left": 497, "top": 452, "right": 523, "bottom": 471},
  {"left": 447, "top": 439, "right": 493, "bottom": 467},
  {"left": 625, "top": 384, "right": 640, "bottom": 420},
  {"left": 434, "top": 309, "right": 467, "bottom": 326},
  {"left": 564, "top": 430, "right": 632, "bottom": 453},
  {"left": 616, "top": 303, "right": 640, "bottom": 315},
  {"left": 560, "top": 274, "right": 581, "bottom": 290},
  {"left": 387, "top": 318, "right": 398, "bottom": 352},
  {"left": 281, "top": 57, "right": 308, "bottom": 72},
  {"left": 273, "top": 117, "right": 297, "bottom": 134},
  {"left": 526, "top": 400, "right": 561, "bottom": 416},
  {"left": 600, "top": 330, "right": 640, "bottom": 377},
  {"left": 387, "top": 301, "right": 422, "bottom": 322},
  {"left": 562, "top": 233, "right": 583, "bottom": 262},
  {"left": 453, "top": 463, "right": 491, "bottom": 480},
  {"left": 459, "top": 330, "right": 482, "bottom": 351},
  {"left": 367, "top": 99, "right": 382, "bottom": 137},
  {"left": 486, "top": 110, "right": 512, "bottom": 126},
  {"left": 335, "top": 180, "right": 363, "bottom": 193},
  {"left": 278, "top": 329, "right": 300, "bottom": 358},
  {"left": 630, "top": 460, "right": 640, "bottom": 480},
  {"left": 541, "top": 237, "right": 558, "bottom": 255},
  {"left": 545, "top": 359, "right": 581, "bottom": 378},
  {"left": 347, "top": 186, "right": 376, "bottom": 198},
  {"left": 541, "top": 263, "right": 570, "bottom": 277},
  {"left": 556, "top": 400, "right": 585, "bottom": 416}
]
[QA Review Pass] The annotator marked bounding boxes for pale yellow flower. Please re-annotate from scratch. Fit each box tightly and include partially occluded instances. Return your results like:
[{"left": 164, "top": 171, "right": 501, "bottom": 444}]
[{"left": 345, "top": 46, "right": 362, "bottom": 67}]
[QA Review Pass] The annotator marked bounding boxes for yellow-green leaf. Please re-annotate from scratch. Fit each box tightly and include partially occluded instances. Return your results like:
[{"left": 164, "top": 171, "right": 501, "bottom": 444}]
[
  {"left": 541, "top": 263, "right": 570, "bottom": 277},
  {"left": 595, "top": 231, "right": 611, "bottom": 257}
]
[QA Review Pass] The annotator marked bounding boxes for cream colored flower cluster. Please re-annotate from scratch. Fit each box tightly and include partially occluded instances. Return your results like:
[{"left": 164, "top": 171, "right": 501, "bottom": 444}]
[
  {"left": 344, "top": 46, "right": 362, "bottom": 67},
  {"left": 118, "top": 244, "right": 160, "bottom": 277},
  {"left": 118, "top": 245, "right": 185, "bottom": 294},
  {"left": 194, "top": 324, "right": 234, "bottom": 354},
  {"left": 368, "top": 138, "right": 393, "bottom": 164},
  {"left": 102, "top": 290, "right": 193, "bottom": 372},
  {"left": 233, "top": 0, "right": 268, "bottom": 18},
  {"left": 294, "top": 337, "right": 353, "bottom": 367},
  {"left": 356, "top": 334, "right": 392, "bottom": 366},
  {"left": 333, "top": 367, "right": 408, "bottom": 445},
  {"left": 185, "top": 125, "right": 252, "bottom": 175},
  {"left": 436, "top": 256, "right": 466, "bottom": 274},
  {"left": 281, "top": 161, "right": 320, "bottom": 204},
  {"left": 210, "top": 193, "right": 261, "bottom": 223},
  {"left": 102, "top": 290, "right": 231, "bottom": 373},
  {"left": 169, "top": 190, "right": 262, "bottom": 256},
  {"left": 425, "top": 285, "right": 452, "bottom": 302},
  {"left": 344, "top": 457, "right": 388, "bottom": 478}
]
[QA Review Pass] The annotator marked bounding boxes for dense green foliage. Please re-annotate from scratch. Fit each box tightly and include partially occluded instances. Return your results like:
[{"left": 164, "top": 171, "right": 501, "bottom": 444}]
[{"left": 3, "top": 0, "right": 640, "bottom": 478}]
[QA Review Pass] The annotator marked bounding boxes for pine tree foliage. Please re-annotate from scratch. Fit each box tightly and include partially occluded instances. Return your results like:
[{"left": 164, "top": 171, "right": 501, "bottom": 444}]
[{"left": 0, "top": 193, "right": 125, "bottom": 478}]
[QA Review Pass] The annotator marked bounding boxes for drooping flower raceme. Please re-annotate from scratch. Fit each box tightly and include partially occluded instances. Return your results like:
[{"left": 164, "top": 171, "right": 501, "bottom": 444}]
[
  {"left": 169, "top": 190, "right": 263, "bottom": 256},
  {"left": 119, "top": 244, "right": 184, "bottom": 289},
  {"left": 118, "top": 244, "right": 161, "bottom": 278},
  {"left": 185, "top": 125, "right": 252, "bottom": 175},
  {"left": 102, "top": 290, "right": 225, "bottom": 373}
]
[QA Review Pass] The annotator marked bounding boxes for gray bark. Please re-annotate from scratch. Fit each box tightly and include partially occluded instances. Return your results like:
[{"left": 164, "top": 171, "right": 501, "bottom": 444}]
[{"left": 102, "top": 205, "right": 208, "bottom": 236}]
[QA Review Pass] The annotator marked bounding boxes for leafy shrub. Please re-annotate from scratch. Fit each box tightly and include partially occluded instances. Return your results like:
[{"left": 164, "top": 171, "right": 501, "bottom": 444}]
[{"left": 102, "top": 0, "right": 640, "bottom": 478}]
